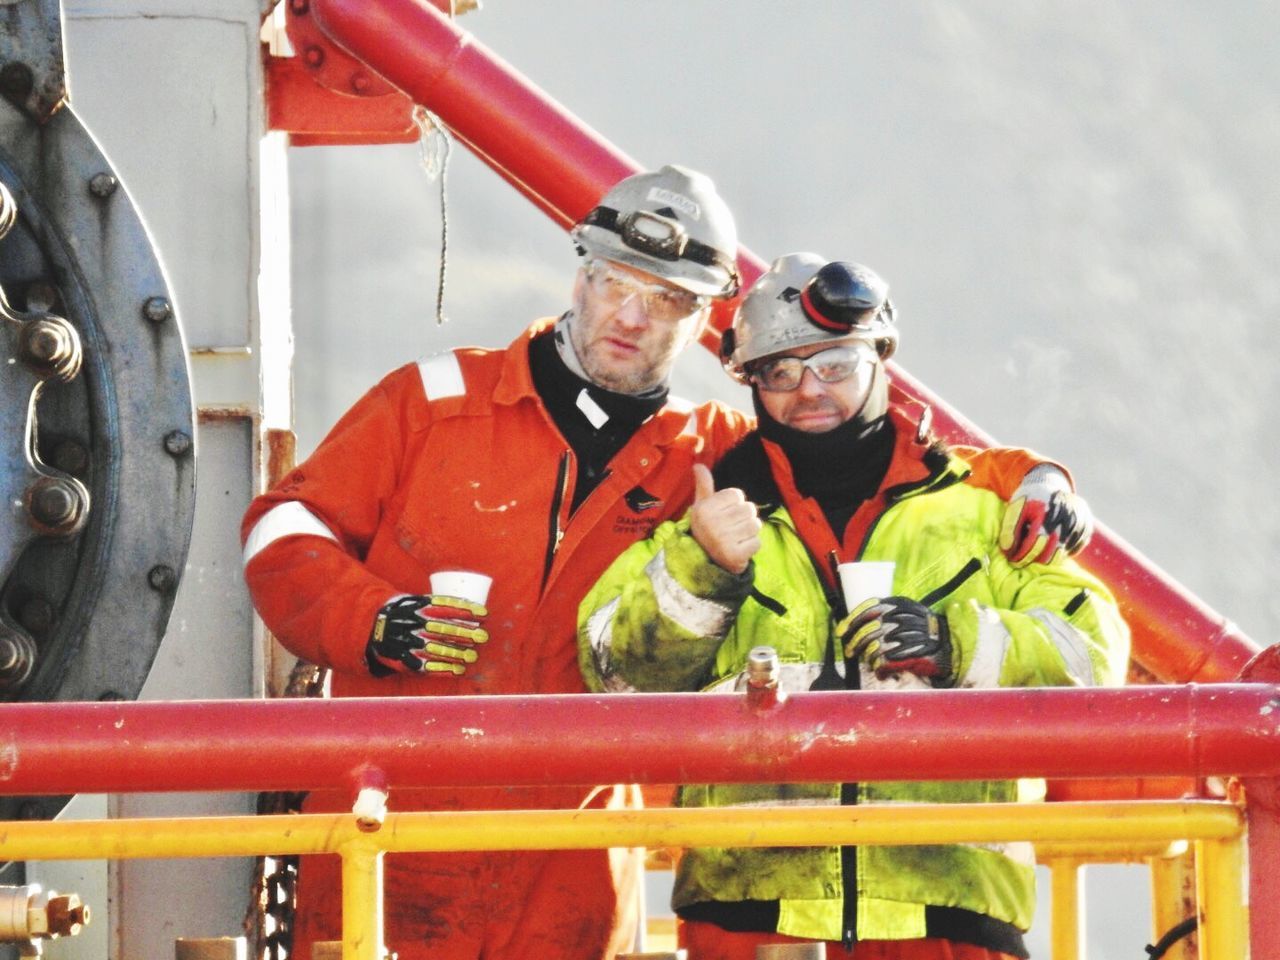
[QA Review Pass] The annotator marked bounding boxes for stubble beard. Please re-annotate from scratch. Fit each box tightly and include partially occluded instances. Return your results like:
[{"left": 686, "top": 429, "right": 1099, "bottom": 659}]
[{"left": 572, "top": 309, "right": 670, "bottom": 396}]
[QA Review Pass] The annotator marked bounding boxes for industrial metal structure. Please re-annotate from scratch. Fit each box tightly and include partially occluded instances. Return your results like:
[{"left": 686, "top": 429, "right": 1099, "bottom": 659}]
[{"left": 0, "top": 1, "right": 1272, "bottom": 958}]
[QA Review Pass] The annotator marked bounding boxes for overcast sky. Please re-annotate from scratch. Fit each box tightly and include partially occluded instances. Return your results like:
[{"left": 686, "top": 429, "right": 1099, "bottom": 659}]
[{"left": 290, "top": 9, "right": 1277, "bottom": 949}]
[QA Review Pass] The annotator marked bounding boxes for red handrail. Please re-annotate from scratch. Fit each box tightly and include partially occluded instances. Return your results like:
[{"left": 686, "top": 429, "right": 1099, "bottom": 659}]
[{"left": 1, "top": 686, "right": 1276, "bottom": 796}]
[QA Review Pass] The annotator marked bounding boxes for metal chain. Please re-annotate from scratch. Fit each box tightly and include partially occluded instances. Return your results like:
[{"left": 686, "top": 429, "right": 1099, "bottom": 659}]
[
  {"left": 246, "top": 660, "right": 328, "bottom": 960},
  {"left": 413, "top": 105, "right": 453, "bottom": 326}
]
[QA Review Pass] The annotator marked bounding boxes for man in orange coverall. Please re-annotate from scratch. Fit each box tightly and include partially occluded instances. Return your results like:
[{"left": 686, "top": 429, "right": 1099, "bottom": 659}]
[{"left": 241, "top": 164, "right": 1093, "bottom": 959}]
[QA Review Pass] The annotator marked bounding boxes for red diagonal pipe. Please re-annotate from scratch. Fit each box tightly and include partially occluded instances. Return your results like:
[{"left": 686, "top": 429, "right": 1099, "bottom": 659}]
[
  {"left": 0, "top": 686, "right": 1277, "bottom": 796},
  {"left": 305, "top": 0, "right": 1257, "bottom": 684}
]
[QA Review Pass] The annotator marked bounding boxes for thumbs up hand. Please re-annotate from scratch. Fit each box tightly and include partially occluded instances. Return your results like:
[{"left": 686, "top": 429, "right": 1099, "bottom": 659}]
[{"left": 688, "top": 463, "right": 762, "bottom": 575}]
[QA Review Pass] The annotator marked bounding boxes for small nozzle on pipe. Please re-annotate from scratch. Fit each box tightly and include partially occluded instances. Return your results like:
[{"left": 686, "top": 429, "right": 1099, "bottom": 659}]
[{"left": 746, "top": 646, "right": 780, "bottom": 688}]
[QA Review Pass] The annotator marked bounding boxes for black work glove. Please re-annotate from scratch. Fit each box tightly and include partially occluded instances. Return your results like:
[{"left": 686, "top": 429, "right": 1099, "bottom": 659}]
[
  {"left": 838, "top": 596, "right": 954, "bottom": 687},
  {"left": 366, "top": 594, "right": 489, "bottom": 678}
]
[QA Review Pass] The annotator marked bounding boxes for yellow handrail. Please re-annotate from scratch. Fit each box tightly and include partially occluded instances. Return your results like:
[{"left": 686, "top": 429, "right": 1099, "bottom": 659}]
[{"left": 0, "top": 800, "right": 1247, "bottom": 960}]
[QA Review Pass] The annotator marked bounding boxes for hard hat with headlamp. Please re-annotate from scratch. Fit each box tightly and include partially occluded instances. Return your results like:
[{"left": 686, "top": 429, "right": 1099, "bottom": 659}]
[
  {"left": 571, "top": 165, "right": 740, "bottom": 299},
  {"left": 720, "top": 254, "right": 899, "bottom": 384}
]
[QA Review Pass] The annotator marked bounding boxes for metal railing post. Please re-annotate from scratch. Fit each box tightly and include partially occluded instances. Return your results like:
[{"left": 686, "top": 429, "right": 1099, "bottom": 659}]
[
  {"left": 1196, "top": 836, "right": 1248, "bottom": 959},
  {"left": 339, "top": 836, "right": 384, "bottom": 960},
  {"left": 1048, "top": 858, "right": 1084, "bottom": 960}
]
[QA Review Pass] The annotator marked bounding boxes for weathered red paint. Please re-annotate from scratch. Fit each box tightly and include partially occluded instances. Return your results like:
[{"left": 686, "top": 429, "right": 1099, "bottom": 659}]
[
  {"left": 264, "top": 55, "right": 416, "bottom": 146},
  {"left": 1240, "top": 648, "right": 1280, "bottom": 953},
  {"left": 0, "top": 684, "right": 1276, "bottom": 796}
]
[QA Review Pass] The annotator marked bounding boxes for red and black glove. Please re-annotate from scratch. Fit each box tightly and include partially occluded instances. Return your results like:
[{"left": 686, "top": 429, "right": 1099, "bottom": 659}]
[
  {"left": 1000, "top": 466, "right": 1094, "bottom": 566},
  {"left": 838, "top": 596, "right": 954, "bottom": 686},
  {"left": 366, "top": 594, "right": 488, "bottom": 677}
]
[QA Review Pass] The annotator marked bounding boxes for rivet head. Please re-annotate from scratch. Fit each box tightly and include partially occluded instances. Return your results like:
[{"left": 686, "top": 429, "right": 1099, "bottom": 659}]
[
  {"left": 0, "top": 62, "right": 34, "bottom": 101},
  {"left": 148, "top": 564, "right": 177, "bottom": 592},
  {"left": 351, "top": 71, "right": 371, "bottom": 94},
  {"left": 303, "top": 45, "right": 325, "bottom": 68},
  {"left": 164, "top": 430, "right": 192, "bottom": 457},
  {"left": 89, "top": 172, "right": 118, "bottom": 198},
  {"left": 289, "top": 0, "right": 309, "bottom": 13},
  {"left": 24, "top": 280, "right": 60, "bottom": 312},
  {"left": 50, "top": 438, "right": 89, "bottom": 478},
  {"left": 143, "top": 297, "right": 172, "bottom": 323}
]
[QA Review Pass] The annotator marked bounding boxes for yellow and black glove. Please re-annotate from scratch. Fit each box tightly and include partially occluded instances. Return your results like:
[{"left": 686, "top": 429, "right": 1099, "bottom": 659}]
[
  {"left": 839, "top": 596, "right": 954, "bottom": 687},
  {"left": 366, "top": 594, "right": 489, "bottom": 677}
]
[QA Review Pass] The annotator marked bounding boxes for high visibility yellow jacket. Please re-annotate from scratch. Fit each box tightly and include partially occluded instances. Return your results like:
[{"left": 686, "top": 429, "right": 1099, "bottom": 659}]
[{"left": 578, "top": 408, "right": 1130, "bottom": 943}]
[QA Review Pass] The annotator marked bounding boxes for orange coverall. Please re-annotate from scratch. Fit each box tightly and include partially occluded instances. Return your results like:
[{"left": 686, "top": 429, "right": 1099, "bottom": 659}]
[{"left": 241, "top": 319, "right": 750, "bottom": 960}]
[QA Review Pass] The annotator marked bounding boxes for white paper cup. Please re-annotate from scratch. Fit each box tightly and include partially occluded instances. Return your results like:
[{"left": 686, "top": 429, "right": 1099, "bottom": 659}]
[
  {"left": 837, "top": 561, "right": 896, "bottom": 610},
  {"left": 429, "top": 570, "right": 492, "bottom": 606}
]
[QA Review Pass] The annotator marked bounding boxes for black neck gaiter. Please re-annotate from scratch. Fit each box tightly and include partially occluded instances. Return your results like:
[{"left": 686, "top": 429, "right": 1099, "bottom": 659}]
[
  {"left": 754, "top": 391, "right": 895, "bottom": 540},
  {"left": 529, "top": 330, "right": 667, "bottom": 514}
]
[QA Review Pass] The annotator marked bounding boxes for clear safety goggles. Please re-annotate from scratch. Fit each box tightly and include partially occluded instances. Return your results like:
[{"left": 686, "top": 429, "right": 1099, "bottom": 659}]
[
  {"left": 585, "top": 259, "right": 708, "bottom": 322},
  {"left": 748, "top": 342, "right": 877, "bottom": 393}
]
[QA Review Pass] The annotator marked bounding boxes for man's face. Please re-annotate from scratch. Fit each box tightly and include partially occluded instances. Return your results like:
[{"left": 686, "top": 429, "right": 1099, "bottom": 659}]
[
  {"left": 752, "top": 339, "right": 879, "bottom": 433},
  {"left": 570, "top": 259, "right": 709, "bottom": 395}
]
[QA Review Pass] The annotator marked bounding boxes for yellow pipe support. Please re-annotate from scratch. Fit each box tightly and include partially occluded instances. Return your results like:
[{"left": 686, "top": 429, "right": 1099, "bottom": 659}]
[
  {"left": 1150, "top": 846, "right": 1198, "bottom": 960},
  {"left": 1197, "top": 837, "right": 1248, "bottom": 960},
  {"left": 339, "top": 836, "right": 385, "bottom": 960},
  {"left": 0, "top": 801, "right": 1243, "bottom": 862},
  {"left": 1048, "top": 859, "right": 1083, "bottom": 960}
]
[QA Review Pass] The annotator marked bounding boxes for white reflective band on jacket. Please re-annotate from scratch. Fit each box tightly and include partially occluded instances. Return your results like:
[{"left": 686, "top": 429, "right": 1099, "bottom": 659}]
[
  {"left": 242, "top": 501, "right": 340, "bottom": 566},
  {"left": 646, "top": 549, "right": 739, "bottom": 638}
]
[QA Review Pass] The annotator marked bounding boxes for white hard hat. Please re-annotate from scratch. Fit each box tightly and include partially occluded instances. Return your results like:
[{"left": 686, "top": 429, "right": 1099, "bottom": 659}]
[
  {"left": 571, "top": 165, "right": 739, "bottom": 298},
  {"left": 721, "top": 254, "right": 898, "bottom": 383}
]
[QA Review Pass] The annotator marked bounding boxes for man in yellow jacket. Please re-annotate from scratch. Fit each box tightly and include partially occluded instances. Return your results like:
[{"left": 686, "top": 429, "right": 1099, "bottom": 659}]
[{"left": 579, "top": 254, "right": 1129, "bottom": 960}]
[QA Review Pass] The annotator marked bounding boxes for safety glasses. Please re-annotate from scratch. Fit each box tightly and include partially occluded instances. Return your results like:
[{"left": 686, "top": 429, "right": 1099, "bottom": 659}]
[
  {"left": 748, "top": 342, "right": 876, "bottom": 393},
  {"left": 584, "top": 259, "right": 707, "bottom": 323}
]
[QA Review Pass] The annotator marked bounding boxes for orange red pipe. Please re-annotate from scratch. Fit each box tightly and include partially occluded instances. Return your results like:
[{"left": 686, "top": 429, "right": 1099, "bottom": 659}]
[{"left": 0, "top": 685, "right": 1277, "bottom": 796}]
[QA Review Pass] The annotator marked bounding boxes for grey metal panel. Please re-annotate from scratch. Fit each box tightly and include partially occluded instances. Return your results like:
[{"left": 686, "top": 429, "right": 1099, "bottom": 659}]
[
  {"left": 111, "top": 414, "right": 258, "bottom": 960},
  {"left": 62, "top": 13, "right": 259, "bottom": 351}
]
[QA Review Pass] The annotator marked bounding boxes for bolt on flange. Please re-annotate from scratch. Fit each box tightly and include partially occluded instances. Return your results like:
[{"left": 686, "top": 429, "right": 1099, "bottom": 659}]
[
  {"left": 0, "top": 625, "right": 37, "bottom": 690},
  {"left": 17, "top": 316, "right": 83, "bottom": 382},
  {"left": 24, "top": 475, "right": 90, "bottom": 538}
]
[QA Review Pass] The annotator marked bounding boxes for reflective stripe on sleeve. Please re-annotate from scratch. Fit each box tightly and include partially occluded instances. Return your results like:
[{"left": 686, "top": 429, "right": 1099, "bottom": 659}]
[
  {"left": 583, "top": 596, "right": 636, "bottom": 693},
  {"left": 646, "top": 549, "right": 738, "bottom": 639},
  {"left": 416, "top": 351, "right": 466, "bottom": 401},
  {"left": 962, "top": 605, "right": 1012, "bottom": 688},
  {"left": 1027, "top": 608, "right": 1097, "bottom": 686},
  {"left": 242, "top": 501, "right": 340, "bottom": 567}
]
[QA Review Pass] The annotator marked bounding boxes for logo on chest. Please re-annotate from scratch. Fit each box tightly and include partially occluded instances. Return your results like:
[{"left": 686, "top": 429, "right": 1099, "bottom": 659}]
[{"left": 615, "top": 485, "right": 663, "bottom": 537}]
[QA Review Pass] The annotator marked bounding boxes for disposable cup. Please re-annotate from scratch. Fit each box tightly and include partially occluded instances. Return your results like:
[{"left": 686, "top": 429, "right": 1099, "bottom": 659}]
[
  {"left": 429, "top": 570, "right": 492, "bottom": 606},
  {"left": 837, "top": 560, "right": 896, "bottom": 610}
]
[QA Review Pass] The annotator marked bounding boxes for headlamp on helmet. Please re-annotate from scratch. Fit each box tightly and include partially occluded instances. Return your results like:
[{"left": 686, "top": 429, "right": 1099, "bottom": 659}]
[
  {"left": 721, "top": 254, "right": 899, "bottom": 384},
  {"left": 570, "top": 165, "right": 740, "bottom": 298},
  {"left": 620, "top": 210, "right": 687, "bottom": 261}
]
